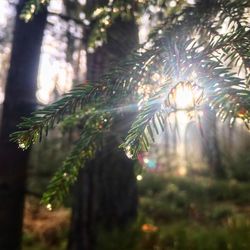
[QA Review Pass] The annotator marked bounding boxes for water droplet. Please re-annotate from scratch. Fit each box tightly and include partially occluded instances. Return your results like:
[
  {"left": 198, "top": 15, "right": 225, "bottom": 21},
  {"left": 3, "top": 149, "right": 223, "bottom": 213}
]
[
  {"left": 46, "top": 204, "right": 52, "bottom": 211},
  {"left": 125, "top": 146, "right": 133, "bottom": 159},
  {"left": 136, "top": 175, "right": 143, "bottom": 181}
]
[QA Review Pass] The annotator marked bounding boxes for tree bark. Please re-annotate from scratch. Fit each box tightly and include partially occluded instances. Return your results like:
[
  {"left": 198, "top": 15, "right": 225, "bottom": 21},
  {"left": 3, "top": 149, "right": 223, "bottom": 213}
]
[
  {"left": 202, "top": 107, "right": 224, "bottom": 178},
  {"left": 0, "top": 1, "right": 47, "bottom": 249},
  {"left": 68, "top": 3, "right": 138, "bottom": 250}
]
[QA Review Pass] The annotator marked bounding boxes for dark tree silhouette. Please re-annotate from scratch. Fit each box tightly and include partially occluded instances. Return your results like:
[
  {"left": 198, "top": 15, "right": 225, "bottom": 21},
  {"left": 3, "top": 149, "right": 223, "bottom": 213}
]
[
  {"left": 202, "top": 107, "right": 224, "bottom": 178},
  {"left": 68, "top": 2, "right": 138, "bottom": 250},
  {"left": 0, "top": 1, "right": 47, "bottom": 249}
]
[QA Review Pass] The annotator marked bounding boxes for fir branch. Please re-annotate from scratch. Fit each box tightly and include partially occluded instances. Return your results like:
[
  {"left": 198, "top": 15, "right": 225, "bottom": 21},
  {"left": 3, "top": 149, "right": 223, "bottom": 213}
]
[
  {"left": 41, "top": 132, "right": 96, "bottom": 207},
  {"left": 12, "top": 20, "right": 249, "bottom": 151},
  {"left": 194, "top": 57, "right": 250, "bottom": 126},
  {"left": 220, "top": 0, "right": 250, "bottom": 28},
  {"left": 20, "top": 0, "right": 49, "bottom": 22},
  {"left": 113, "top": 28, "right": 250, "bottom": 156},
  {"left": 41, "top": 111, "right": 112, "bottom": 207},
  {"left": 120, "top": 89, "right": 167, "bottom": 159},
  {"left": 10, "top": 47, "right": 160, "bottom": 150},
  {"left": 10, "top": 85, "right": 104, "bottom": 149}
]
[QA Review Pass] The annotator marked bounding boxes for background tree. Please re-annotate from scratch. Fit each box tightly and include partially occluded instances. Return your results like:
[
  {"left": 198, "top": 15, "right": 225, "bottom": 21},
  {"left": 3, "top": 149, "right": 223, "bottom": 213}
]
[
  {"left": 68, "top": 1, "right": 138, "bottom": 250},
  {"left": 202, "top": 107, "right": 224, "bottom": 178},
  {"left": 0, "top": 1, "right": 47, "bottom": 249}
]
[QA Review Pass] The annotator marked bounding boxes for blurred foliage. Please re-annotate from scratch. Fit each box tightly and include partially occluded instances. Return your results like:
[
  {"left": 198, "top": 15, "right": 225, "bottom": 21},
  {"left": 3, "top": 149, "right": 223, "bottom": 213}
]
[
  {"left": 22, "top": 197, "right": 69, "bottom": 250},
  {"left": 136, "top": 174, "right": 250, "bottom": 250},
  {"left": 23, "top": 233, "right": 67, "bottom": 250},
  {"left": 21, "top": 0, "right": 186, "bottom": 48},
  {"left": 96, "top": 223, "right": 141, "bottom": 250},
  {"left": 223, "top": 152, "right": 250, "bottom": 182},
  {"left": 23, "top": 172, "right": 250, "bottom": 250},
  {"left": 20, "top": 0, "right": 49, "bottom": 22}
]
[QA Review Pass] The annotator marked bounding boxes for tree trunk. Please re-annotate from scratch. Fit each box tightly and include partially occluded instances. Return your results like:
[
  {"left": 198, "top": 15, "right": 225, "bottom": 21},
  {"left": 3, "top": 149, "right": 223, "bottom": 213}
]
[
  {"left": 202, "top": 107, "right": 224, "bottom": 178},
  {"left": 0, "top": 1, "right": 47, "bottom": 249},
  {"left": 68, "top": 4, "right": 138, "bottom": 250}
]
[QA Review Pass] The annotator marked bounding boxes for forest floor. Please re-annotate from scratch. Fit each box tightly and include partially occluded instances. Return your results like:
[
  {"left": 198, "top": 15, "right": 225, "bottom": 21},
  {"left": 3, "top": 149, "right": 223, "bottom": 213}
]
[
  {"left": 22, "top": 174, "right": 250, "bottom": 250},
  {"left": 22, "top": 197, "right": 70, "bottom": 250}
]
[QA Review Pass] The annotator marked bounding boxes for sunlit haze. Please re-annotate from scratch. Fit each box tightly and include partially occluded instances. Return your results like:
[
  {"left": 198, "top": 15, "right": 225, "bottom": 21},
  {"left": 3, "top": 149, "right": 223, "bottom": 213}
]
[{"left": 0, "top": 0, "right": 86, "bottom": 105}]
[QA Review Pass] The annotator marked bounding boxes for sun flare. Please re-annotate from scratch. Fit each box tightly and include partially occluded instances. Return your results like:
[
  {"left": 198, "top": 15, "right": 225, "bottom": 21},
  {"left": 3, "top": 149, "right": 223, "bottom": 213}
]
[{"left": 167, "top": 81, "right": 204, "bottom": 111}]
